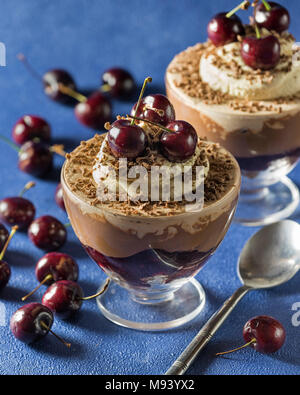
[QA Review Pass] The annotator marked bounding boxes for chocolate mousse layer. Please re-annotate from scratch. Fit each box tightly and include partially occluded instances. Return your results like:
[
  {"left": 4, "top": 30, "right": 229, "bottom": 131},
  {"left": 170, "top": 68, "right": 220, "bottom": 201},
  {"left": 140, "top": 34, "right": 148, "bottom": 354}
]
[
  {"left": 166, "top": 37, "right": 300, "bottom": 173},
  {"left": 62, "top": 133, "right": 240, "bottom": 258}
]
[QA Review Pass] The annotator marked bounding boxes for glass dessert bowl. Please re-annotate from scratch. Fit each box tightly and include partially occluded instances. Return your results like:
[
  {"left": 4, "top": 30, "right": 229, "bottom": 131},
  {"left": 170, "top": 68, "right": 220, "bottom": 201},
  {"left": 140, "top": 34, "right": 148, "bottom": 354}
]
[
  {"left": 61, "top": 106, "right": 240, "bottom": 330},
  {"left": 166, "top": 3, "right": 300, "bottom": 226}
]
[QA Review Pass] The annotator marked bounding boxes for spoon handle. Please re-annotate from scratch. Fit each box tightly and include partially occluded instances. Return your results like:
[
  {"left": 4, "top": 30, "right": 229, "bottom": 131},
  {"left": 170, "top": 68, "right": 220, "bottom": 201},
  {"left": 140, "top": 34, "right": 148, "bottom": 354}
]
[{"left": 165, "top": 285, "right": 250, "bottom": 375}]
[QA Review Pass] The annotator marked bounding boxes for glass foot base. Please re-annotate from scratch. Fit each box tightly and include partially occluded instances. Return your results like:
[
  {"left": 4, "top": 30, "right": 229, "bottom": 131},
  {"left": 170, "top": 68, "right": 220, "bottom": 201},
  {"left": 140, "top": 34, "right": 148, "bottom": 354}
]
[
  {"left": 235, "top": 176, "right": 299, "bottom": 227},
  {"left": 96, "top": 278, "right": 206, "bottom": 331}
]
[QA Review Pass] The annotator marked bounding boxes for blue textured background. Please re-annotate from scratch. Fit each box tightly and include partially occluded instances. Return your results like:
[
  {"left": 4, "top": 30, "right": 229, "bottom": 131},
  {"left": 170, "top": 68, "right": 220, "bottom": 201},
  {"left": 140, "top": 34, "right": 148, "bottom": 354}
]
[{"left": 0, "top": 0, "right": 299, "bottom": 375}]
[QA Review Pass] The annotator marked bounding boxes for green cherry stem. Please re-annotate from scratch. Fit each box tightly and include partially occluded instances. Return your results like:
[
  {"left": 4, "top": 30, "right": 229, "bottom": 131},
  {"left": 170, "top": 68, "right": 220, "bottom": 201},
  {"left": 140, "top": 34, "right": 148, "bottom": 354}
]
[
  {"left": 131, "top": 77, "right": 152, "bottom": 125},
  {"left": 226, "top": 1, "right": 250, "bottom": 18},
  {"left": 19, "top": 181, "right": 36, "bottom": 198},
  {"left": 0, "top": 225, "right": 18, "bottom": 261},
  {"left": 80, "top": 277, "right": 111, "bottom": 301},
  {"left": 255, "top": 23, "right": 261, "bottom": 39},
  {"left": 216, "top": 338, "right": 257, "bottom": 356},
  {"left": 58, "top": 84, "right": 87, "bottom": 103},
  {"left": 40, "top": 321, "right": 71, "bottom": 348},
  {"left": 261, "top": 0, "right": 272, "bottom": 11},
  {"left": 128, "top": 115, "right": 174, "bottom": 134},
  {"left": 22, "top": 274, "right": 53, "bottom": 302},
  {"left": 0, "top": 135, "right": 20, "bottom": 152}
]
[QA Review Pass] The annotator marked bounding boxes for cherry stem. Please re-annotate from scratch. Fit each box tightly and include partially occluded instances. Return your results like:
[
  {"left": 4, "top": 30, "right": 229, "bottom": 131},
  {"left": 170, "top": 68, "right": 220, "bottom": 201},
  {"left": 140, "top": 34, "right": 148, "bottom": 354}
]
[
  {"left": 50, "top": 144, "right": 67, "bottom": 158},
  {"left": 255, "top": 23, "right": 261, "bottom": 39},
  {"left": 40, "top": 321, "right": 71, "bottom": 348},
  {"left": 64, "top": 222, "right": 72, "bottom": 228},
  {"left": 0, "top": 135, "right": 20, "bottom": 153},
  {"left": 58, "top": 84, "right": 87, "bottom": 103},
  {"left": 131, "top": 77, "right": 152, "bottom": 126},
  {"left": 81, "top": 277, "right": 110, "bottom": 301},
  {"left": 261, "top": 0, "right": 271, "bottom": 11},
  {"left": 0, "top": 226, "right": 18, "bottom": 261},
  {"left": 17, "top": 53, "right": 43, "bottom": 83},
  {"left": 215, "top": 338, "right": 257, "bottom": 356},
  {"left": 226, "top": 1, "right": 250, "bottom": 18},
  {"left": 100, "top": 84, "right": 111, "bottom": 93},
  {"left": 21, "top": 274, "right": 53, "bottom": 302},
  {"left": 19, "top": 181, "right": 36, "bottom": 198},
  {"left": 128, "top": 115, "right": 174, "bottom": 134}
]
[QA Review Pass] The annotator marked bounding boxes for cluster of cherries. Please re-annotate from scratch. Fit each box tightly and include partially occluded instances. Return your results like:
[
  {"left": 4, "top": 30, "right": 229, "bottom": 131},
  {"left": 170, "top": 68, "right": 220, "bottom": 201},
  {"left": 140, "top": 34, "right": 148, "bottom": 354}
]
[
  {"left": 107, "top": 77, "right": 198, "bottom": 162},
  {"left": 207, "top": 0, "right": 290, "bottom": 70},
  {"left": 19, "top": 54, "right": 136, "bottom": 130}
]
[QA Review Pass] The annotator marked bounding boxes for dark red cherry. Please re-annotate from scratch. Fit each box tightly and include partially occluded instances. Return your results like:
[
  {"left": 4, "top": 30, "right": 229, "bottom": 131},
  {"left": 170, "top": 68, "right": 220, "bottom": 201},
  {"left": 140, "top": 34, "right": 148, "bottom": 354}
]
[
  {"left": 102, "top": 68, "right": 136, "bottom": 98},
  {"left": 21, "top": 252, "right": 79, "bottom": 302},
  {"left": 0, "top": 224, "right": 9, "bottom": 251},
  {"left": 160, "top": 121, "right": 198, "bottom": 162},
  {"left": 18, "top": 141, "right": 53, "bottom": 177},
  {"left": 42, "top": 280, "right": 84, "bottom": 318},
  {"left": 55, "top": 183, "right": 65, "bottom": 211},
  {"left": 43, "top": 69, "right": 77, "bottom": 104},
  {"left": 207, "top": 12, "right": 245, "bottom": 47},
  {"left": 36, "top": 252, "right": 78, "bottom": 285},
  {"left": 10, "top": 303, "right": 54, "bottom": 344},
  {"left": 12, "top": 115, "right": 51, "bottom": 145},
  {"left": 28, "top": 215, "right": 67, "bottom": 251},
  {"left": 0, "top": 197, "right": 35, "bottom": 229},
  {"left": 241, "top": 35, "right": 281, "bottom": 70},
  {"left": 243, "top": 316, "right": 286, "bottom": 354},
  {"left": 131, "top": 94, "right": 176, "bottom": 126},
  {"left": 75, "top": 91, "right": 112, "bottom": 130},
  {"left": 0, "top": 261, "right": 11, "bottom": 291},
  {"left": 108, "top": 119, "right": 147, "bottom": 159},
  {"left": 254, "top": 2, "right": 290, "bottom": 33}
]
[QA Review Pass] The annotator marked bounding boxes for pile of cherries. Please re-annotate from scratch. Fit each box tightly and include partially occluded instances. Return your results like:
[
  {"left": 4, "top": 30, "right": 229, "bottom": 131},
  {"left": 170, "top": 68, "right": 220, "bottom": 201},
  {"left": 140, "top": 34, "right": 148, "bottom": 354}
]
[
  {"left": 108, "top": 78, "right": 198, "bottom": 162},
  {"left": 207, "top": 0, "right": 290, "bottom": 70}
]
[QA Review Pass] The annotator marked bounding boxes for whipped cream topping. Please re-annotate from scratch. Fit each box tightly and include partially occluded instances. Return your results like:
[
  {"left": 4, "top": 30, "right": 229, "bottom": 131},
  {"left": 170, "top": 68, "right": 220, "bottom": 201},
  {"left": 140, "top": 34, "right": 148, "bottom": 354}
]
[
  {"left": 93, "top": 121, "right": 210, "bottom": 203},
  {"left": 200, "top": 29, "right": 300, "bottom": 100}
]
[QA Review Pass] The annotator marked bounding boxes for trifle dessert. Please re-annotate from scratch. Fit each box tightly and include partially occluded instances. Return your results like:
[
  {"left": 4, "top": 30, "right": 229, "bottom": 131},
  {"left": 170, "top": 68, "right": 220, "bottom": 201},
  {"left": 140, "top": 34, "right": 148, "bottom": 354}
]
[
  {"left": 166, "top": 1, "right": 300, "bottom": 226},
  {"left": 61, "top": 80, "right": 241, "bottom": 330}
]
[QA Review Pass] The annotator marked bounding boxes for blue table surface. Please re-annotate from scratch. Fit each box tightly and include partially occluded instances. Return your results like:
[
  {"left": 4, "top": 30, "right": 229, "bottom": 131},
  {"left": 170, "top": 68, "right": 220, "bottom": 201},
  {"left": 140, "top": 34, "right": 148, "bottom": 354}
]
[{"left": 0, "top": 0, "right": 299, "bottom": 375}]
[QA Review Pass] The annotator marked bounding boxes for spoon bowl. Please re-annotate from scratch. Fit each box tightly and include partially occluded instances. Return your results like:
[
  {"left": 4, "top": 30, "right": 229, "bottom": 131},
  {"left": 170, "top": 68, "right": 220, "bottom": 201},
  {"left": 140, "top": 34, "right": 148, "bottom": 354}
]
[{"left": 238, "top": 220, "right": 300, "bottom": 289}]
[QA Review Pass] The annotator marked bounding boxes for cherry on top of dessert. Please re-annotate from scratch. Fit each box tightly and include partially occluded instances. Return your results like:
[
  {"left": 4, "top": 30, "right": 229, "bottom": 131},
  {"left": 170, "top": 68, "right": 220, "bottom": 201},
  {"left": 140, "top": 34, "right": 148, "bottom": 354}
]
[
  {"left": 241, "top": 32, "right": 281, "bottom": 70},
  {"left": 160, "top": 121, "right": 198, "bottom": 162},
  {"left": 131, "top": 94, "right": 176, "bottom": 127},
  {"left": 254, "top": 1, "right": 290, "bottom": 34},
  {"left": 108, "top": 119, "right": 147, "bottom": 159},
  {"left": 12, "top": 115, "right": 51, "bottom": 146},
  {"left": 208, "top": 12, "right": 245, "bottom": 47}
]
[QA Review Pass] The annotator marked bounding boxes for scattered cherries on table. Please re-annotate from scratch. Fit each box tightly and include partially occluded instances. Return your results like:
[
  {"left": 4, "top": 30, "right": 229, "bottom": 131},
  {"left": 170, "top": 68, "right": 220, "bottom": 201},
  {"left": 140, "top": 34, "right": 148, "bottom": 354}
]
[
  {"left": 28, "top": 215, "right": 67, "bottom": 251},
  {"left": 12, "top": 115, "right": 51, "bottom": 145},
  {"left": 22, "top": 252, "right": 79, "bottom": 301}
]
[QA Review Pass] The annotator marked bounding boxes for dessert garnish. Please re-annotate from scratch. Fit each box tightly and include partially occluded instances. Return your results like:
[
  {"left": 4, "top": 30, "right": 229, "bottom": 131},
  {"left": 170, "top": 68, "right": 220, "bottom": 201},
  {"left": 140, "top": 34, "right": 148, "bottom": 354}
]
[
  {"left": 216, "top": 315, "right": 286, "bottom": 356},
  {"left": 207, "top": 1, "right": 249, "bottom": 46},
  {"left": 131, "top": 93, "right": 176, "bottom": 126},
  {"left": 42, "top": 278, "right": 110, "bottom": 318},
  {"left": 55, "top": 183, "right": 66, "bottom": 211},
  {"left": 254, "top": 1, "right": 290, "bottom": 33},
  {"left": 18, "top": 54, "right": 77, "bottom": 104},
  {"left": 12, "top": 115, "right": 51, "bottom": 145},
  {"left": 10, "top": 303, "right": 71, "bottom": 347},
  {"left": 241, "top": 25, "right": 281, "bottom": 69},
  {"left": 101, "top": 67, "right": 136, "bottom": 98},
  {"left": 22, "top": 252, "right": 79, "bottom": 302},
  {"left": 28, "top": 215, "right": 67, "bottom": 251},
  {"left": 0, "top": 225, "right": 18, "bottom": 291}
]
